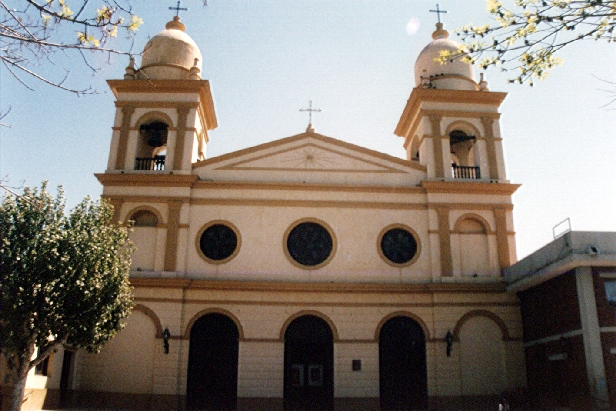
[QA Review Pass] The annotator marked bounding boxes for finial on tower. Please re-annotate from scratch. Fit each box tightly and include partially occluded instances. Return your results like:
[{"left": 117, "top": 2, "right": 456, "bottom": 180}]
[
  {"left": 189, "top": 58, "right": 201, "bottom": 80},
  {"left": 124, "top": 56, "right": 136, "bottom": 80}
]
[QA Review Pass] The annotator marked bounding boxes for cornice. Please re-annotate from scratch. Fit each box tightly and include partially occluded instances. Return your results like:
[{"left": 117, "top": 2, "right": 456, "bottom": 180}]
[
  {"left": 395, "top": 87, "right": 507, "bottom": 138},
  {"left": 107, "top": 79, "right": 218, "bottom": 130},
  {"left": 95, "top": 173, "right": 198, "bottom": 187},
  {"left": 129, "top": 277, "right": 507, "bottom": 293},
  {"left": 420, "top": 181, "right": 520, "bottom": 196}
]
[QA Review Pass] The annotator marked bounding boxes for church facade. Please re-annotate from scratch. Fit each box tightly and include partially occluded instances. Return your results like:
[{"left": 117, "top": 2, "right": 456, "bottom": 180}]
[{"left": 8, "top": 16, "right": 529, "bottom": 411}]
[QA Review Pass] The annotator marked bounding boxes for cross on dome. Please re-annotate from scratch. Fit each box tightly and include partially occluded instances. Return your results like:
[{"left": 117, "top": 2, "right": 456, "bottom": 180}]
[
  {"left": 169, "top": 1, "right": 188, "bottom": 17},
  {"left": 429, "top": 4, "right": 448, "bottom": 24}
]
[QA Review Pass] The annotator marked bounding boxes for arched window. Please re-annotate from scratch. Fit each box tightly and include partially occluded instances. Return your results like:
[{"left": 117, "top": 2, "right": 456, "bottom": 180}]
[{"left": 135, "top": 121, "right": 169, "bottom": 170}]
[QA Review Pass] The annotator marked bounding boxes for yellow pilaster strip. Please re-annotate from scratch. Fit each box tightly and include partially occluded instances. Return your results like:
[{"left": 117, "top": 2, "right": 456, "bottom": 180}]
[
  {"left": 482, "top": 117, "right": 498, "bottom": 180},
  {"left": 108, "top": 198, "right": 124, "bottom": 224},
  {"left": 429, "top": 114, "right": 444, "bottom": 178},
  {"left": 493, "top": 207, "right": 511, "bottom": 270},
  {"left": 172, "top": 106, "right": 190, "bottom": 170},
  {"left": 436, "top": 206, "right": 453, "bottom": 276},
  {"left": 115, "top": 105, "right": 135, "bottom": 170},
  {"left": 164, "top": 200, "right": 182, "bottom": 272}
]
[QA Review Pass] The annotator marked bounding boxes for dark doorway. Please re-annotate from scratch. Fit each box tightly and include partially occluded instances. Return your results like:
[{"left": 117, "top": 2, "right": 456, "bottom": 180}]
[
  {"left": 379, "top": 316, "right": 428, "bottom": 410},
  {"left": 187, "top": 313, "right": 239, "bottom": 411},
  {"left": 284, "top": 315, "right": 334, "bottom": 411}
]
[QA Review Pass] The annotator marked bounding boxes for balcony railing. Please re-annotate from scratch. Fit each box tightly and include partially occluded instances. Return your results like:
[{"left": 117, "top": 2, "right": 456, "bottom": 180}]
[
  {"left": 135, "top": 156, "right": 165, "bottom": 171},
  {"left": 452, "top": 164, "right": 480, "bottom": 179}
]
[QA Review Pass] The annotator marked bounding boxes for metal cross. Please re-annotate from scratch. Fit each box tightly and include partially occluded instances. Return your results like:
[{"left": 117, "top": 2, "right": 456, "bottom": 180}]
[
  {"left": 169, "top": 1, "right": 188, "bottom": 17},
  {"left": 429, "top": 4, "right": 448, "bottom": 23},
  {"left": 299, "top": 100, "right": 322, "bottom": 126}
]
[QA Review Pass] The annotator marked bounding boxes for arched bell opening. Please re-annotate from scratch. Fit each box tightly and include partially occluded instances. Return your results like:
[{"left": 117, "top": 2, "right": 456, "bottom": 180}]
[
  {"left": 135, "top": 121, "right": 169, "bottom": 170},
  {"left": 449, "top": 129, "right": 480, "bottom": 179}
]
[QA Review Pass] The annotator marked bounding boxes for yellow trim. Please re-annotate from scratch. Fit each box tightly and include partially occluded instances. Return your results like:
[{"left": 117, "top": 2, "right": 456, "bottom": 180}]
[
  {"left": 395, "top": 88, "right": 507, "bottom": 138},
  {"left": 184, "top": 308, "right": 245, "bottom": 340},
  {"left": 214, "top": 142, "right": 410, "bottom": 174},
  {"left": 193, "top": 180, "right": 425, "bottom": 194},
  {"left": 163, "top": 200, "right": 182, "bottom": 271},
  {"left": 195, "top": 220, "right": 242, "bottom": 265},
  {"left": 133, "top": 304, "right": 163, "bottom": 338},
  {"left": 421, "top": 109, "right": 501, "bottom": 120},
  {"left": 192, "top": 198, "right": 428, "bottom": 211},
  {"left": 375, "top": 311, "right": 431, "bottom": 340},
  {"left": 482, "top": 117, "right": 499, "bottom": 180},
  {"left": 134, "top": 296, "right": 519, "bottom": 308},
  {"left": 283, "top": 218, "right": 337, "bottom": 270},
  {"left": 420, "top": 181, "right": 520, "bottom": 195},
  {"left": 108, "top": 198, "right": 124, "bottom": 224},
  {"left": 444, "top": 120, "right": 482, "bottom": 139},
  {"left": 172, "top": 106, "right": 190, "bottom": 170},
  {"left": 280, "top": 310, "right": 340, "bottom": 341},
  {"left": 429, "top": 114, "right": 444, "bottom": 178},
  {"left": 133, "top": 111, "right": 175, "bottom": 128},
  {"left": 96, "top": 173, "right": 198, "bottom": 187},
  {"left": 128, "top": 277, "right": 507, "bottom": 293},
  {"left": 114, "top": 105, "right": 135, "bottom": 170},
  {"left": 436, "top": 206, "right": 453, "bottom": 277},
  {"left": 107, "top": 79, "right": 218, "bottom": 130},
  {"left": 124, "top": 205, "right": 166, "bottom": 226},
  {"left": 452, "top": 309, "right": 512, "bottom": 341},
  {"left": 193, "top": 131, "right": 425, "bottom": 172},
  {"left": 377, "top": 224, "right": 422, "bottom": 268},
  {"left": 494, "top": 208, "right": 512, "bottom": 270},
  {"left": 453, "top": 213, "right": 492, "bottom": 233}
]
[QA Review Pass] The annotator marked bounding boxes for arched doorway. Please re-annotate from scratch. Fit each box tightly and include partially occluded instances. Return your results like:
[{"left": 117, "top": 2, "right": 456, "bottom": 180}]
[
  {"left": 284, "top": 315, "right": 334, "bottom": 411},
  {"left": 187, "top": 313, "right": 239, "bottom": 411},
  {"left": 379, "top": 316, "right": 428, "bottom": 410}
]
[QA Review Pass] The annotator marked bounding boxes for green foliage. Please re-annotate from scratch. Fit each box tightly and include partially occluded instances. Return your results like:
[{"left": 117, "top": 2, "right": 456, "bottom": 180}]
[
  {"left": 437, "top": 0, "right": 615, "bottom": 85},
  {"left": 0, "top": 182, "right": 134, "bottom": 382}
]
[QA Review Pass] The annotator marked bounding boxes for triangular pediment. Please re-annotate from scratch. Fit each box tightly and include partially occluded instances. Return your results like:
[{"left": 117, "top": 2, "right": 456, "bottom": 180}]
[{"left": 193, "top": 132, "right": 426, "bottom": 186}]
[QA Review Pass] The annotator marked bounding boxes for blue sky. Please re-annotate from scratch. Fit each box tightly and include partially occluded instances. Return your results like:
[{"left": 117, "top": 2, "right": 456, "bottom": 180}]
[{"left": 1, "top": 1, "right": 614, "bottom": 259}]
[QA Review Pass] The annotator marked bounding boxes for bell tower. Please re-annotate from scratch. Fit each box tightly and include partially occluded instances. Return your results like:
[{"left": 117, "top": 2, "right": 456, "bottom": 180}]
[
  {"left": 395, "top": 22, "right": 519, "bottom": 276},
  {"left": 395, "top": 22, "right": 507, "bottom": 183},
  {"left": 105, "top": 16, "right": 217, "bottom": 175}
]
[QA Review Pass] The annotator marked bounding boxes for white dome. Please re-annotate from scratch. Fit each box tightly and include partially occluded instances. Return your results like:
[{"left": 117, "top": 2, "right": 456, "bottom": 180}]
[
  {"left": 139, "top": 17, "right": 202, "bottom": 80},
  {"left": 414, "top": 23, "right": 476, "bottom": 90}
]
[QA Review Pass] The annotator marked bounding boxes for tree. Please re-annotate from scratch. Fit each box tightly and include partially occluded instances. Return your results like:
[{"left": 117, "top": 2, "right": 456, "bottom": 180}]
[
  {"left": 0, "top": 183, "right": 134, "bottom": 411},
  {"left": 1, "top": 0, "right": 144, "bottom": 94},
  {"left": 1, "top": 1, "right": 208, "bottom": 94},
  {"left": 438, "top": 0, "right": 615, "bottom": 85}
]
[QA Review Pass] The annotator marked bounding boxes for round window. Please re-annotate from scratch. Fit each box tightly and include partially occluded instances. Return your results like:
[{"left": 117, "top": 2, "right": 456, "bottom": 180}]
[
  {"left": 199, "top": 223, "right": 239, "bottom": 263},
  {"left": 380, "top": 227, "right": 419, "bottom": 266},
  {"left": 286, "top": 221, "right": 334, "bottom": 268}
]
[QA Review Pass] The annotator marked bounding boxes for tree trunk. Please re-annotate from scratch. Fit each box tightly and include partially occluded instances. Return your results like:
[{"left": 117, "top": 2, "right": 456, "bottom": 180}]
[{"left": 8, "top": 375, "right": 26, "bottom": 411}]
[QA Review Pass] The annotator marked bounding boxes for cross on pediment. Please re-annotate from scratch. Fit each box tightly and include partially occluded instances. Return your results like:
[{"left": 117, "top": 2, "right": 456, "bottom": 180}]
[{"left": 299, "top": 100, "right": 322, "bottom": 127}]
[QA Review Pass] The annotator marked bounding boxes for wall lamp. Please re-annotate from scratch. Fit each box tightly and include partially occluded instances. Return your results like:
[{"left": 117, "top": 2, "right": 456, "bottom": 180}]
[
  {"left": 162, "top": 327, "right": 171, "bottom": 354},
  {"left": 445, "top": 330, "right": 454, "bottom": 357}
]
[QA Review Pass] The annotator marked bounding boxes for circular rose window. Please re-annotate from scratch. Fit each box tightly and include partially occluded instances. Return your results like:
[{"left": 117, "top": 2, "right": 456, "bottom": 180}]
[
  {"left": 286, "top": 221, "right": 334, "bottom": 268},
  {"left": 379, "top": 226, "right": 419, "bottom": 266},
  {"left": 198, "top": 223, "right": 239, "bottom": 263}
]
